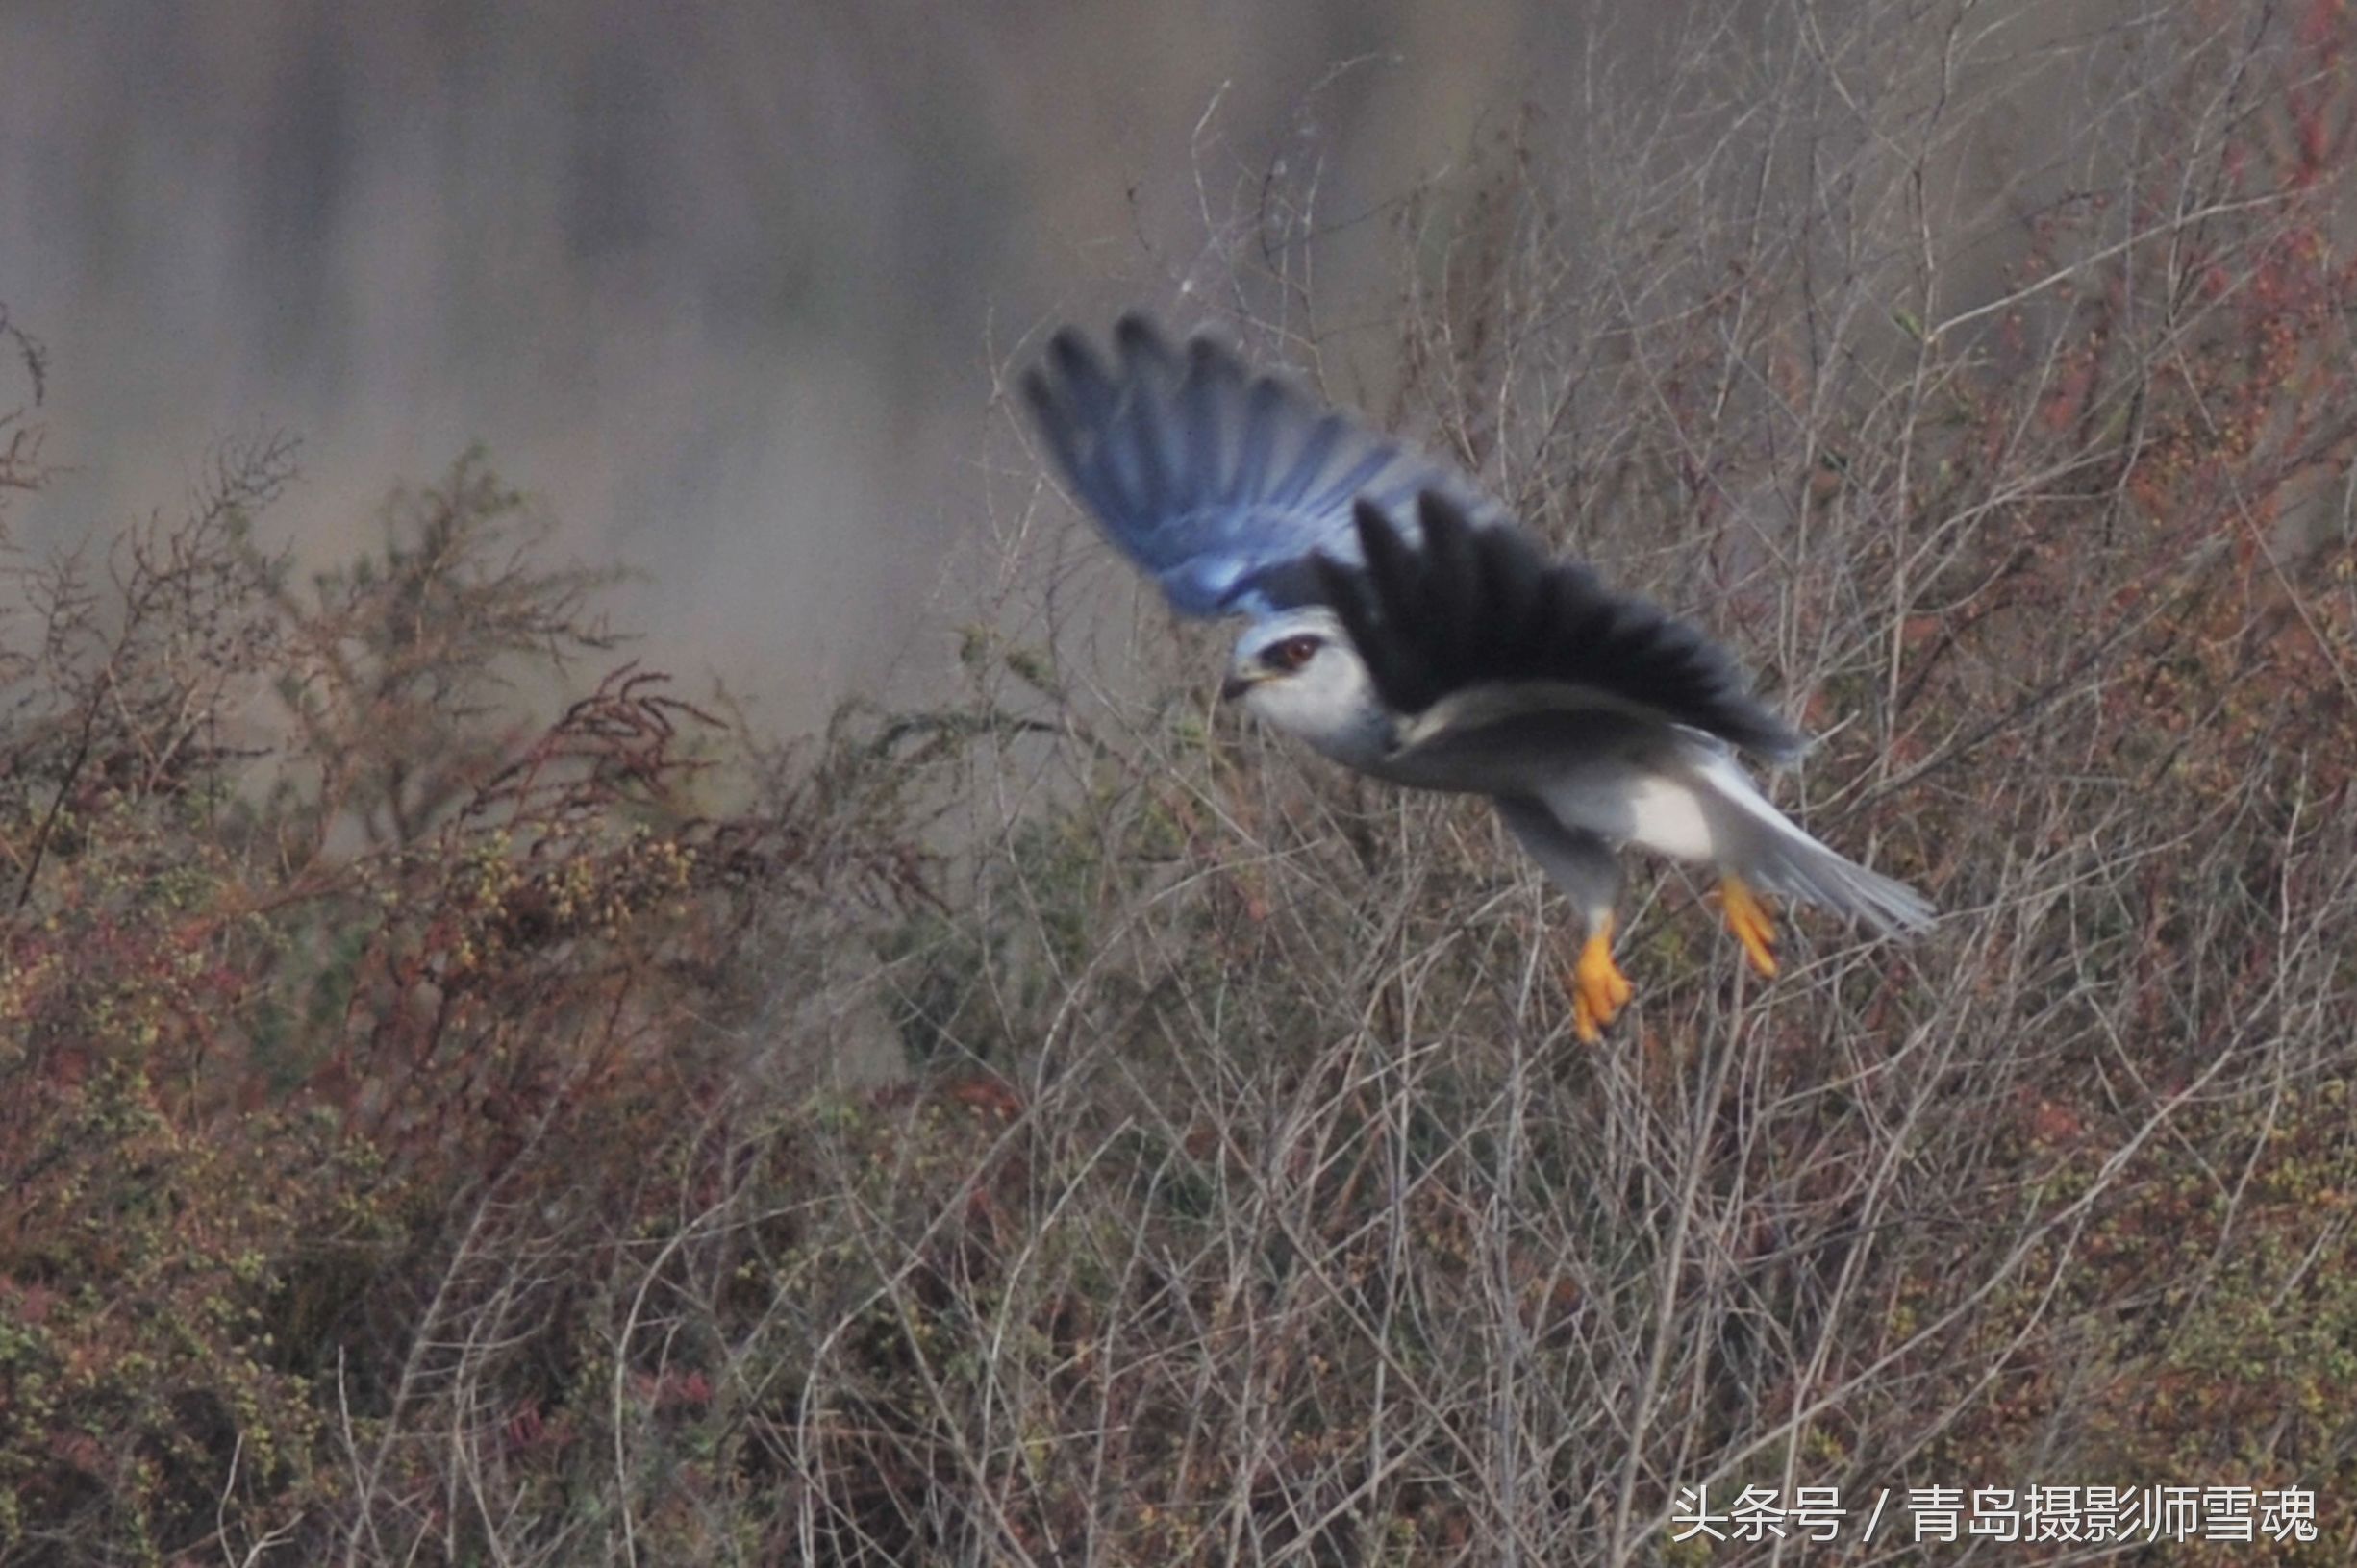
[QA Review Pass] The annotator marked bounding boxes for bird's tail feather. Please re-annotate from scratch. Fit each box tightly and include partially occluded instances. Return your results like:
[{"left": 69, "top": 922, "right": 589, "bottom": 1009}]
[
  {"left": 1693, "top": 754, "right": 1934, "bottom": 936},
  {"left": 1736, "top": 822, "right": 1935, "bottom": 934}
]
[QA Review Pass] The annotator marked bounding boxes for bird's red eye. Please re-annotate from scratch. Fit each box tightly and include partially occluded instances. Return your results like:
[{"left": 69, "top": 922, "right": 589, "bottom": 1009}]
[{"left": 1266, "top": 635, "right": 1322, "bottom": 672}]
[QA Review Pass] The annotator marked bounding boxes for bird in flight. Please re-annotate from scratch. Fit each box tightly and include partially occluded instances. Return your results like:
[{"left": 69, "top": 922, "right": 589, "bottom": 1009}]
[{"left": 1022, "top": 314, "right": 1931, "bottom": 1040}]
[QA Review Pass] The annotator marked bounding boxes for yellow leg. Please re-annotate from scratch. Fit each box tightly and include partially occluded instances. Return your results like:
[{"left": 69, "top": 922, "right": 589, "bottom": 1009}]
[
  {"left": 1569, "top": 914, "right": 1635, "bottom": 1043},
  {"left": 1718, "top": 875, "right": 1780, "bottom": 978}
]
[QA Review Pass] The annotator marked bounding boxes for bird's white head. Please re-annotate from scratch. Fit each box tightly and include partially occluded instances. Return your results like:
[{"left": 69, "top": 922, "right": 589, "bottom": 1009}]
[{"left": 1221, "top": 608, "right": 1395, "bottom": 769}]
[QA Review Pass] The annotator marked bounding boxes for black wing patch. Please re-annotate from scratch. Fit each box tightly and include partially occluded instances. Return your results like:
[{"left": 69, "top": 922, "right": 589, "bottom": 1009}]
[{"left": 1312, "top": 494, "right": 1808, "bottom": 762}]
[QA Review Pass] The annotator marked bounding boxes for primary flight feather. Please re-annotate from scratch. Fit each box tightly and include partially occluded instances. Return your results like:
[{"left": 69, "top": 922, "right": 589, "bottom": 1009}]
[
  {"left": 1023, "top": 313, "right": 1932, "bottom": 1039},
  {"left": 1021, "top": 314, "right": 1508, "bottom": 617}
]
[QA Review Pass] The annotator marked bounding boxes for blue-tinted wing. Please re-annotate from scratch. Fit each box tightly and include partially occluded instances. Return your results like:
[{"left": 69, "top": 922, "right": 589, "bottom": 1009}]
[{"left": 1022, "top": 314, "right": 1510, "bottom": 618}]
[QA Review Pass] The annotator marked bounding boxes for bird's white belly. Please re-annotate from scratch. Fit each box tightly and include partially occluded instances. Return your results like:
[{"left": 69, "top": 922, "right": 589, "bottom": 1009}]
[{"left": 1542, "top": 765, "right": 1719, "bottom": 863}]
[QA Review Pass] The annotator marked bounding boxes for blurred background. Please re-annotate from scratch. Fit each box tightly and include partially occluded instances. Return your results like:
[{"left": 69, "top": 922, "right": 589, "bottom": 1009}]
[{"left": 0, "top": 0, "right": 1655, "bottom": 733}]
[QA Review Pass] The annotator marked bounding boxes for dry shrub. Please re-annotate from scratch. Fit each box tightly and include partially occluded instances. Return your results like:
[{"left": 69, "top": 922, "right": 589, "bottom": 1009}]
[{"left": 0, "top": 428, "right": 933, "bottom": 1557}]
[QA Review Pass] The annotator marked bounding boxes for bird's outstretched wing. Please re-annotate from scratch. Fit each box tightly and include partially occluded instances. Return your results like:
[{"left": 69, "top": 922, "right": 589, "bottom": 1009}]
[
  {"left": 1022, "top": 314, "right": 1508, "bottom": 618},
  {"left": 1314, "top": 493, "right": 1809, "bottom": 763}
]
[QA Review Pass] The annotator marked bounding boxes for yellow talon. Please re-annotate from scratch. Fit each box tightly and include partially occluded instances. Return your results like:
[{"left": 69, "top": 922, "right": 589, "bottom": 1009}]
[
  {"left": 1718, "top": 876, "right": 1780, "bottom": 978},
  {"left": 1569, "top": 916, "right": 1634, "bottom": 1042}
]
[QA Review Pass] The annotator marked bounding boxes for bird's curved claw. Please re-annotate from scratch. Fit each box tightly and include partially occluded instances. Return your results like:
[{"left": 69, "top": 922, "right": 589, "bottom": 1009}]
[
  {"left": 1718, "top": 876, "right": 1780, "bottom": 978},
  {"left": 1569, "top": 920, "right": 1634, "bottom": 1042}
]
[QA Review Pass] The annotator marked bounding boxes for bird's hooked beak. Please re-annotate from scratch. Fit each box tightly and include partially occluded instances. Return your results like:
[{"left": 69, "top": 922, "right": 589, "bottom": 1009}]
[{"left": 1218, "top": 670, "right": 1259, "bottom": 703}]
